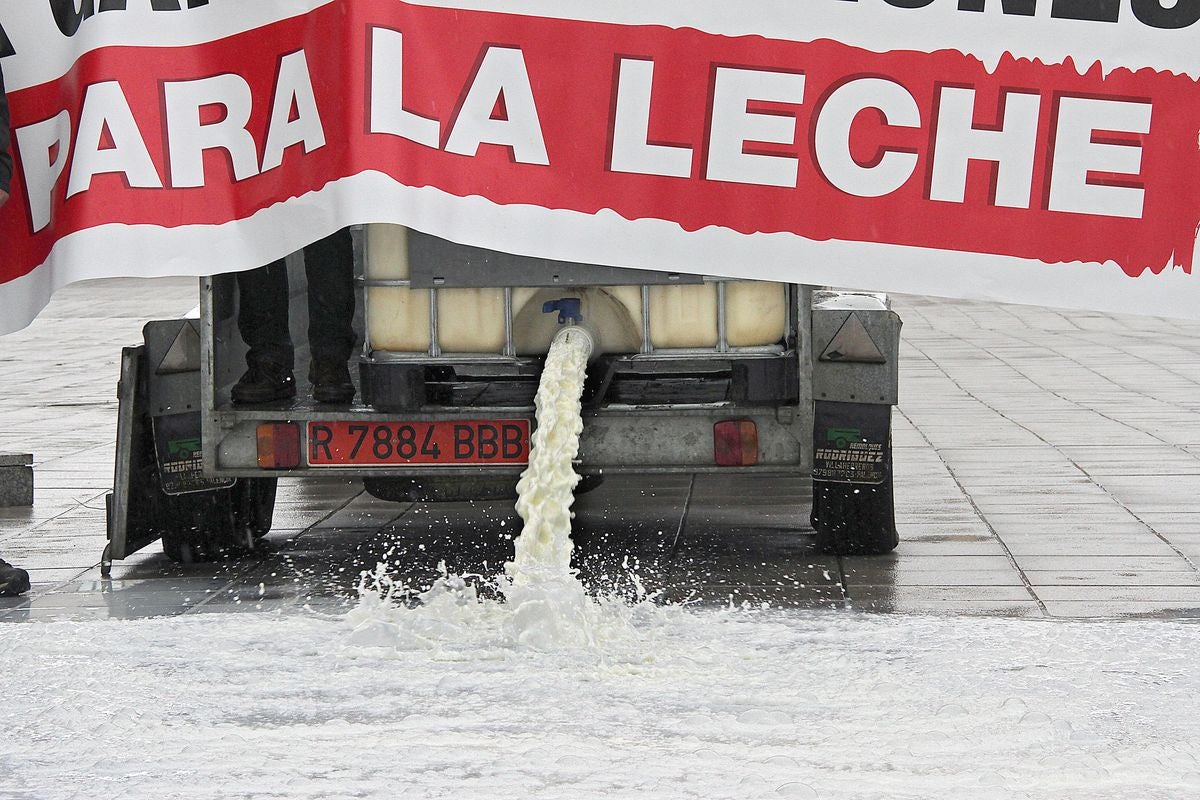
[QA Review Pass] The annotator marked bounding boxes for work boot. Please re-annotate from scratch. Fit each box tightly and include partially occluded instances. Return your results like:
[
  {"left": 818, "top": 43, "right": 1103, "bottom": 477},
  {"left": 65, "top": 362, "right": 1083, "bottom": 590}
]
[
  {"left": 231, "top": 364, "right": 296, "bottom": 405},
  {"left": 310, "top": 360, "right": 355, "bottom": 404},
  {"left": 0, "top": 559, "right": 30, "bottom": 597}
]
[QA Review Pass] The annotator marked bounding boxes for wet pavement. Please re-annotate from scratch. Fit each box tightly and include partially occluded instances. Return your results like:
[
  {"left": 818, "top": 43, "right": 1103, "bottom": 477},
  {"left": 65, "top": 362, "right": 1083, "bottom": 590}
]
[{"left": 3, "top": 279, "right": 1200, "bottom": 620}]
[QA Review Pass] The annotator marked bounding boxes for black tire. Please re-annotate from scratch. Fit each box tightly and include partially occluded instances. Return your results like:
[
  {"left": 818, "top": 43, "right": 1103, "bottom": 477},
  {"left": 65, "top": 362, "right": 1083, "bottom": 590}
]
[
  {"left": 811, "top": 480, "right": 899, "bottom": 555},
  {"left": 162, "top": 532, "right": 205, "bottom": 565},
  {"left": 152, "top": 475, "right": 273, "bottom": 565},
  {"left": 158, "top": 488, "right": 252, "bottom": 563},
  {"left": 233, "top": 477, "right": 277, "bottom": 539}
]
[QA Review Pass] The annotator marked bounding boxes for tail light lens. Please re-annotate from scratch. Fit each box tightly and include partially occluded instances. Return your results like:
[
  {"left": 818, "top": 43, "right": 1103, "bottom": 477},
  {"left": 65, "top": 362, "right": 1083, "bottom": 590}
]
[
  {"left": 713, "top": 419, "right": 759, "bottom": 466},
  {"left": 256, "top": 422, "right": 301, "bottom": 469}
]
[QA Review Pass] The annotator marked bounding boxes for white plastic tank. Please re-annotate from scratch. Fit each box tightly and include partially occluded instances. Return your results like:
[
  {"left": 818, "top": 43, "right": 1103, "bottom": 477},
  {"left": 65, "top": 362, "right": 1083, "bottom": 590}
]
[
  {"left": 364, "top": 225, "right": 431, "bottom": 353},
  {"left": 364, "top": 224, "right": 786, "bottom": 355}
]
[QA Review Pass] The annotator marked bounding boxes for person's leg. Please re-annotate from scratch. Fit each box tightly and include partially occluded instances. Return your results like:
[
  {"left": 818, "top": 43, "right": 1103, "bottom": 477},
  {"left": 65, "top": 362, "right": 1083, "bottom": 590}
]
[
  {"left": 303, "top": 229, "right": 356, "bottom": 403},
  {"left": 233, "top": 262, "right": 297, "bottom": 403},
  {"left": 0, "top": 557, "right": 29, "bottom": 597}
]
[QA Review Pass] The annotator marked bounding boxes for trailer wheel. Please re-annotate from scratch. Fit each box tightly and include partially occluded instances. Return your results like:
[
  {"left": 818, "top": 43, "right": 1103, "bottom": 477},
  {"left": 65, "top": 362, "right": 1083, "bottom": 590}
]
[
  {"left": 162, "top": 534, "right": 202, "bottom": 565},
  {"left": 233, "top": 478, "right": 277, "bottom": 539},
  {"left": 159, "top": 516, "right": 225, "bottom": 564},
  {"left": 811, "top": 481, "right": 899, "bottom": 556},
  {"left": 157, "top": 488, "right": 253, "bottom": 563}
]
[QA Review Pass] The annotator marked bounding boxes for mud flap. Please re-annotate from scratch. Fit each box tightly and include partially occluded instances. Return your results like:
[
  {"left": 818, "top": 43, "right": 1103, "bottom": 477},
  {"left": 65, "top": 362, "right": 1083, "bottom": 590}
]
[
  {"left": 104, "top": 320, "right": 276, "bottom": 574},
  {"left": 810, "top": 400, "right": 899, "bottom": 555},
  {"left": 106, "top": 344, "right": 165, "bottom": 565}
]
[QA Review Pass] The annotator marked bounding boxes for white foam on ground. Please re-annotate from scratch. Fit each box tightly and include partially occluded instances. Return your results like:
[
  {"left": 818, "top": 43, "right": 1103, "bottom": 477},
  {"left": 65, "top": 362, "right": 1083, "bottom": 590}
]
[{"left": 1, "top": 611, "right": 1198, "bottom": 798}]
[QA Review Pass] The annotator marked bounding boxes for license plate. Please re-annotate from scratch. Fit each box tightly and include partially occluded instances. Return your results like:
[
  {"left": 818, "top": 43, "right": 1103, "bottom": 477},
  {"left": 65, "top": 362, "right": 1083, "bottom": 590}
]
[{"left": 307, "top": 420, "right": 530, "bottom": 467}]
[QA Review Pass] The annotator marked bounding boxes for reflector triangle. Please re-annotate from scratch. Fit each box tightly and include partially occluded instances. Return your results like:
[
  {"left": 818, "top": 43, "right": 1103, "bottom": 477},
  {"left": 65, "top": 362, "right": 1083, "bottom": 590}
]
[
  {"left": 820, "top": 313, "right": 886, "bottom": 363},
  {"left": 158, "top": 322, "right": 201, "bottom": 374}
]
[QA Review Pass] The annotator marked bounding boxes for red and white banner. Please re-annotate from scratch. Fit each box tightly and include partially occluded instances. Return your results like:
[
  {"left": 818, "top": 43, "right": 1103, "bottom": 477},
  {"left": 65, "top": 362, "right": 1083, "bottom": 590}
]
[{"left": 1, "top": 0, "right": 1199, "bottom": 333}]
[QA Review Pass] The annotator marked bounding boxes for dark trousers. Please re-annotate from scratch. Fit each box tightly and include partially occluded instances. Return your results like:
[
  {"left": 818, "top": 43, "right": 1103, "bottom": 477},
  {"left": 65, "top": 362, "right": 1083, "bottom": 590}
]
[{"left": 237, "top": 228, "right": 355, "bottom": 372}]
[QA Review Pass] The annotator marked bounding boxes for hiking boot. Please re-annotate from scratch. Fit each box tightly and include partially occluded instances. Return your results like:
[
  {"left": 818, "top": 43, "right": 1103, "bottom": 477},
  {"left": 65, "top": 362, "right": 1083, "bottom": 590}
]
[
  {"left": 0, "top": 559, "right": 30, "bottom": 597},
  {"left": 311, "top": 360, "right": 355, "bottom": 404},
  {"left": 231, "top": 365, "right": 296, "bottom": 405}
]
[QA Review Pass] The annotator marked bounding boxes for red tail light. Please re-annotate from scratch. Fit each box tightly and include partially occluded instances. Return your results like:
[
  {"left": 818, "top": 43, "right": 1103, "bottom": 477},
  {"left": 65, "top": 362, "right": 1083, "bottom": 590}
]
[
  {"left": 713, "top": 419, "right": 759, "bottom": 466},
  {"left": 256, "top": 422, "right": 301, "bottom": 469}
]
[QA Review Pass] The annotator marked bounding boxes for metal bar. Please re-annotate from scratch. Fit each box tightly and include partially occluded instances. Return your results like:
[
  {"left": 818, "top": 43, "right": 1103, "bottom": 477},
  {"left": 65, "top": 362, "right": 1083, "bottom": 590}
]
[
  {"left": 503, "top": 287, "right": 515, "bottom": 357},
  {"left": 785, "top": 284, "right": 796, "bottom": 350},
  {"left": 640, "top": 285, "right": 653, "bottom": 354},
  {"left": 367, "top": 275, "right": 789, "bottom": 289},
  {"left": 212, "top": 401, "right": 787, "bottom": 423},
  {"left": 369, "top": 352, "right": 522, "bottom": 364},
  {"left": 797, "top": 284, "right": 815, "bottom": 472},
  {"left": 428, "top": 287, "right": 442, "bottom": 358},
  {"left": 371, "top": 346, "right": 784, "bottom": 363},
  {"left": 205, "top": 463, "right": 807, "bottom": 479},
  {"left": 579, "top": 465, "right": 808, "bottom": 475},
  {"left": 668, "top": 474, "right": 697, "bottom": 557},
  {"left": 716, "top": 281, "right": 729, "bottom": 353},
  {"left": 359, "top": 229, "right": 373, "bottom": 359},
  {"left": 361, "top": 279, "right": 414, "bottom": 288},
  {"left": 367, "top": 345, "right": 785, "bottom": 364},
  {"left": 198, "top": 277, "right": 218, "bottom": 473},
  {"left": 628, "top": 345, "right": 785, "bottom": 359}
]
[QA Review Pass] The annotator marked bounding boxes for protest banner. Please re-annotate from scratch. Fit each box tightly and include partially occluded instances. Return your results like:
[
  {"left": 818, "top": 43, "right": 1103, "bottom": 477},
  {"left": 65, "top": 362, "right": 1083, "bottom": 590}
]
[{"left": 1, "top": 1, "right": 1197, "bottom": 333}]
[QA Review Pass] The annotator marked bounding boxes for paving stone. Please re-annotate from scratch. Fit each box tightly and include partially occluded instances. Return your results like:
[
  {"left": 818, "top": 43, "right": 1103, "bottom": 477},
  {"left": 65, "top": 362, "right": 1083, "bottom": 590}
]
[
  {"left": 1033, "top": 585, "right": 1200, "bottom": 602},
  {"left": 0, "top": 457, "right": 33, "bottom": 507},
  {"left": 1012, "top": 555, "right": 1194, "bottom": 572},
  {"left": 1024, "top": 570, "right": 1200, "bottom": 587},
  {"left": 849, "top": 599, "right": 1044, "bottom": 617},
  {"left": 1041, "top": 601, "right": 1200, "bottom": 619},
  {"left": 843, "top": 585, "right": 1037, "bottom": 602},
  {"left": 888, "top": 539, "right": 1010, "bottom": 556}
]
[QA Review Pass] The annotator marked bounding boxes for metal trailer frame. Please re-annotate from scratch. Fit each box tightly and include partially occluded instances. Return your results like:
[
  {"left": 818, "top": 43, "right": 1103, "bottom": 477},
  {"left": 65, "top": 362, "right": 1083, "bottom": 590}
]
[
  {"left": 197, "top": 229, "right": 815, "bottom": 482},
  {"left": 105, "top": 229, "right": 841, "bottom": 569}
]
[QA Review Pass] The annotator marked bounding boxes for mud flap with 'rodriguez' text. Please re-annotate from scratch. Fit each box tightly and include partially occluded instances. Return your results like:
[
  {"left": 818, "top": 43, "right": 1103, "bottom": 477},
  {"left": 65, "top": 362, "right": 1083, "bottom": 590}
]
[
  {"left": 811, "top": 400, "right": 898, "bottom": 555},
  {"left": 813, "top": 401, "right": 890, "bottom": 485}
]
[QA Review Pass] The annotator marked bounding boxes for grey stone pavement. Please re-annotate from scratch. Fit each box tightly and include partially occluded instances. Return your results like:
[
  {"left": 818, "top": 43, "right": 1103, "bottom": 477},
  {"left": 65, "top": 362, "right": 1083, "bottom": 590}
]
[{"left": 3, "top": 278, "right": 1200, "bottom": 621}]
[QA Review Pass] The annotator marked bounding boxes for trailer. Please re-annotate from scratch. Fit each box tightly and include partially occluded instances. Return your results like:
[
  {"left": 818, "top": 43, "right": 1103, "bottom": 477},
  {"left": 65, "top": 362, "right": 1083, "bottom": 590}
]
[{"left": 103, "top": 225, "right": 901, "bottom": 573}]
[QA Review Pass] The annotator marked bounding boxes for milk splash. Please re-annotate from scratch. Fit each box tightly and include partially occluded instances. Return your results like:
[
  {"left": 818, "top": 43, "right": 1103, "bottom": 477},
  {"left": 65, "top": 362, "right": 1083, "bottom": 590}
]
[{"left": 345, "top": 325, "right": 611, "bottom": 653}]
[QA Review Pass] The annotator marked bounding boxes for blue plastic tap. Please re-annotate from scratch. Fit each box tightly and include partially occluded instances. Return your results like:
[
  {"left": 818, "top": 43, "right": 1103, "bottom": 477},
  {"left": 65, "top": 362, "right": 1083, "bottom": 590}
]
[{"left": 542, "top": 298, "right": 583, "bottom": 325}]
